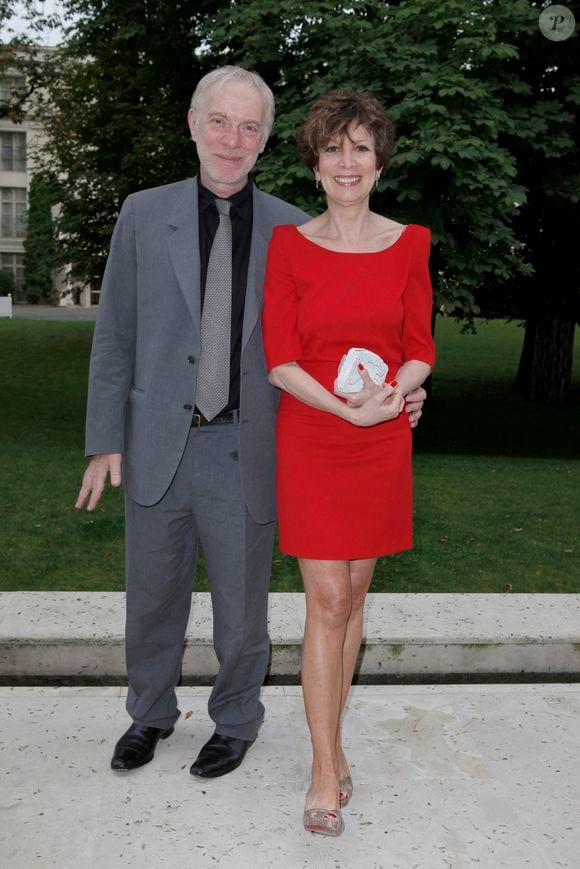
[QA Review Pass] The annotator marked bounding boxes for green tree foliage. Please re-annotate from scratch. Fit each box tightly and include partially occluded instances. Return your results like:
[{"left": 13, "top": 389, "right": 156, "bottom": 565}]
[
  {"left": 32, "top": 0, "right": 221, "bottom": 288},
  {"left": 23, "top": 174, "right": 57, "bottom": 304},
  {"left": 0, "top": 1, "right": 55, "bottom": 122},
  {"left": 203, "top": 0, "right": 578, "bottom": 403},
  {"left": 29, "top": 0, "right": 578, "bottom": 401},
  {"left": 0, "top": 268, "right": 14, "bottom": 295},
  {"left": 506, "top": 2, "right": 579, "bottom": 404},
  {"left": 206, "top": 0, "right": 534, "bottom": 319}
]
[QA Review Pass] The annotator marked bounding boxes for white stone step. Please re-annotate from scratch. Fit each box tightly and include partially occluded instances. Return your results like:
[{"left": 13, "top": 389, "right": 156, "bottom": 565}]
[{"left": 1, "top": 592, "right": 579, "bottom": 681}]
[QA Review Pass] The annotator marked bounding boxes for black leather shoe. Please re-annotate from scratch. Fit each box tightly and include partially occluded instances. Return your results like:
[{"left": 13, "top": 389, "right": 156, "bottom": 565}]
[
  {"left": 110, "top": 722, "right": 174, "bottom": 771},
  {"left": 189, "top": 732, "right": 255, "bottom": 778}
]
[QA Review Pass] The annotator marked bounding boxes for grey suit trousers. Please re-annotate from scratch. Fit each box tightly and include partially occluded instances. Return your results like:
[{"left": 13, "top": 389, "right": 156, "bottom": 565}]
[{"left": 124, "top": 421, "right": 275, "bottom": 741}]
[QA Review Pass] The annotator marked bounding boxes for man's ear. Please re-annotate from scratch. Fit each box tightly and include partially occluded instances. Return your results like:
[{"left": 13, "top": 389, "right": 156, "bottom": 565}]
[{"left": 187, "top": 108, "right": 197, "bottom": 142}]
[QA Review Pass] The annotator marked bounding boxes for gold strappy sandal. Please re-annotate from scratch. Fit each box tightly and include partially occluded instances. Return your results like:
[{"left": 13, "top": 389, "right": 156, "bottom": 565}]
[
  {"left": 339, "top": 775, "right": 353, "bottom": 807},
  {"left": 303, "top": 808, "right": 345, "bottom": 837}
]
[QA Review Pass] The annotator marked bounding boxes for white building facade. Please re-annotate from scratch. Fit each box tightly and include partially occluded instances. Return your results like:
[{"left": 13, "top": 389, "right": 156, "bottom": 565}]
[
  {"left": 0, "top": 68, "right": 90, "bottom": 306},
  {"left": 0, "top": 73, "right": 30, "bottom": 301}
]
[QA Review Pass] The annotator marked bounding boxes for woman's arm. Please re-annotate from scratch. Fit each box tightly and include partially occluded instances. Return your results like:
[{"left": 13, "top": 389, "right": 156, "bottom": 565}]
[
  {"left": 391, "top": 359, "right": 432, "bottom": 397},
  {"left": 269, "top": 362, "right": 404, "bottom": 427},
  {"left": 334, "top": 361, "right": 430, "bottom": 406}
]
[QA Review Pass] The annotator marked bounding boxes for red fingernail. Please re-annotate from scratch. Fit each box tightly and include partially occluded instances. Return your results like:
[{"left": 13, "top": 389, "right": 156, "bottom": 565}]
[
  {"left": 358, "top": 363, "right": 364, "bottom": 371},
  {"left": 389, "top": 379, "right": 398, "bottom": 388}
]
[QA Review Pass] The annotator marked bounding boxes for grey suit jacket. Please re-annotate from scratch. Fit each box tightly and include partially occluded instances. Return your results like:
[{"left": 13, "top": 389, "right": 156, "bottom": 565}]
[{"left": 85, "top": 177, "right": 308, "bottom": 522}]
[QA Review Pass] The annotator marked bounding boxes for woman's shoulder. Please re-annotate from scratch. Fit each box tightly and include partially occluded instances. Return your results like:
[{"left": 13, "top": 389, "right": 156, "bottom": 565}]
[
  {"left": 404, "top": 222, "right": 431, "bottom": 239},
  {"left": 376, "top": 214, "right": 429, "bottom": 236},
  {"left": 405, "top": 223, "right": 431, "bottom": 252},
  {"left": 272, "top": 222, "right": 308, "bottom": 238},
  {"left": 272, "top": 222, "right": 299, "bottom": 234},
  {"left": 268, "top": 224, "right": 309, "bottom": 262},
  {"left": 271, "top": 222, "right": 314, "bottom": 250}
]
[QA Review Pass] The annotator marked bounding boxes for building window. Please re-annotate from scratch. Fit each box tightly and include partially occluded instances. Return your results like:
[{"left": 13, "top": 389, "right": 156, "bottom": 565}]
[
  {"left": 1, "top": 252, "right": 25, "bottom": 300},
  {"left": 0, "top": 76, "right": 26, "bottom": 103},
  {"left": 0, "top": 131, "right": 27, "bottom": 172},
  {"left": 1, "top": 187, "right": 26, "bottom": 238}
]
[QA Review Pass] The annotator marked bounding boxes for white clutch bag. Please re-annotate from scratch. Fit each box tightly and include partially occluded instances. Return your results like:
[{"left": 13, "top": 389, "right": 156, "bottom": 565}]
[{"left": 337, "top": 348, "right": 388, "bottom": 393}]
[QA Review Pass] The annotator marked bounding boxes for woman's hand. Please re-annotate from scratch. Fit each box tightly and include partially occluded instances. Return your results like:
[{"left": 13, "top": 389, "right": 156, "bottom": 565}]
[
  {"left": 347, "top": 386, "right": 404, "bottom": 427},
  {"left": 334, "top": 364, "right": 385, "bottom": 408}
]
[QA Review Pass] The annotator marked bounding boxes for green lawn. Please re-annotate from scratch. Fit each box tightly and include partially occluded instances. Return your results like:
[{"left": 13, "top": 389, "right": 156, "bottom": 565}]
[{"left": 0, "top": 318, "right": 578, "bottom": 592}]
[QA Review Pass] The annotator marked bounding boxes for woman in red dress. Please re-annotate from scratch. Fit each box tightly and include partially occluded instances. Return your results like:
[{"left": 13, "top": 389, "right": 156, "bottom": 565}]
[{"left": 262, "top": 91, "right": 435, "bottom": 836}]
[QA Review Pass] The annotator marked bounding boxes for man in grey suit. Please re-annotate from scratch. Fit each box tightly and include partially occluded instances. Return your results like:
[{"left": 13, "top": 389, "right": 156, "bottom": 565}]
[{"left": 76, "top": 66, "right": 425, "bottom": 777}]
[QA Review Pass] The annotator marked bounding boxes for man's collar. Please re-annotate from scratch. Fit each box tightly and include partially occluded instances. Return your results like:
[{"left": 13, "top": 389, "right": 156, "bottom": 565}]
[{"left": 198, "top": 175, "right": 253, "bottom": 213}]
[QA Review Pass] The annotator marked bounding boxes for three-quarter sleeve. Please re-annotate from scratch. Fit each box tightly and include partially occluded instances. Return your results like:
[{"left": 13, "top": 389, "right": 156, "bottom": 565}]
[
  {"left": 262, "top": 225, "right": 303, "bottom": 370},
  {"left": 401, "top": 226, "right": 436, "bottom": 367}
]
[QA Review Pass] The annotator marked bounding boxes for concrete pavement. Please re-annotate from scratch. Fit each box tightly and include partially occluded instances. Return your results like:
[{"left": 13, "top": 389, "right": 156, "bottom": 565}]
[{"left": 1, "top": 683, "right": 579, "bottom": 868}]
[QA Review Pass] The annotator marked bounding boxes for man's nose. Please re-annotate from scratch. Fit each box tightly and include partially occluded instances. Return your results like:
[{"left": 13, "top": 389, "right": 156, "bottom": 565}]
[{"left": 223, "top": 124, "right": 241, "bottom": 147}]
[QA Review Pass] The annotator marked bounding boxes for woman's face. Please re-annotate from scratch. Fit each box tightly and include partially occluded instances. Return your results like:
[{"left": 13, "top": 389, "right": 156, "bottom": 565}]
[{"left": 315, "top": 123, "right": 379, "bottom": 205}]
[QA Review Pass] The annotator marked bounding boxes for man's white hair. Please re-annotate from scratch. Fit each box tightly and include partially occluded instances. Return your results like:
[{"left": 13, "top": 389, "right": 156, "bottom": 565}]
[{"left": 190, "top": 66, "right": 275, "bottom": 146}]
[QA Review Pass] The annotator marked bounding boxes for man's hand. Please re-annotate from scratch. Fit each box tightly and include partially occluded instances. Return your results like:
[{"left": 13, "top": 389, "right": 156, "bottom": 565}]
[
  {"left": 75, "top": 453, "right": 123, "bottom": 512},
  {"left": 405, "top": 386, "right": 427, "bottom": 429}
]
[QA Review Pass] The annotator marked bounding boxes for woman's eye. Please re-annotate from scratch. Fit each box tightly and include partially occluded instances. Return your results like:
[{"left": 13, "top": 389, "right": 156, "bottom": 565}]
[{"left": 325, "top": 145, "right": 339, "bottom": 153}]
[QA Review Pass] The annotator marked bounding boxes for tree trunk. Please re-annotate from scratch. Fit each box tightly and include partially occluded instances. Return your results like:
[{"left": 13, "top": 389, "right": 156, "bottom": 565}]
[{"left": 514, "top": 313, "right": 576, "bottom": 405}]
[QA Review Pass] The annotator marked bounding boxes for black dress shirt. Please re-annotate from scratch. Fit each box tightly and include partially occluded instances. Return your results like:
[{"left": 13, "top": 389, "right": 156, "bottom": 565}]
[{"left": 198, "top": 177, "right": 253, "bottom": 414}]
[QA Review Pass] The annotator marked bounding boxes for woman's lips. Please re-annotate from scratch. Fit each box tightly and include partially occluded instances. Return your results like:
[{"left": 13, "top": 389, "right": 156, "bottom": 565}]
[{"left": 333, "top": 176, "right": 362, "bottom": 186}]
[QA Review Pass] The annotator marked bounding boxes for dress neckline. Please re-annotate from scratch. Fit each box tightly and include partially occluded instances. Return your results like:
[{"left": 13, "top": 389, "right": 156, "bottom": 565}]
[{"left": 292, "top": 223, "right": 410, "bottom": 255}]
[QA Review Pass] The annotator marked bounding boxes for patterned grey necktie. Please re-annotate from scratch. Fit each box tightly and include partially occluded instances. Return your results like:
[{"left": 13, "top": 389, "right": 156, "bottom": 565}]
[{"left": 196, "top": 198, "right": 232, "bottom": 421}]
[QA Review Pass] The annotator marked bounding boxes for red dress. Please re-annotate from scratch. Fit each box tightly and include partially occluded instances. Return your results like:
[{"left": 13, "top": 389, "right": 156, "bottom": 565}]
[{"left": 262, "top": 223, "right": 435, "bottom": 559}]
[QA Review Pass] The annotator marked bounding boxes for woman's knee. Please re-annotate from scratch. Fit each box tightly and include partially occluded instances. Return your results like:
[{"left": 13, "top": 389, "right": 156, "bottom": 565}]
[
  {"left": 307, "top": 588, "right": 352, "bottom": 629},
  {"left": 300, "top": 560, "right": 353, "bottom": 628}
]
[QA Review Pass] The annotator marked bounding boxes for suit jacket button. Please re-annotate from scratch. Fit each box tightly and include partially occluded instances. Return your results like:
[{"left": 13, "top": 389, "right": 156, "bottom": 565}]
[
  {"left": 183, "top": 404, "right": 192, "bottom": 411},
  {"left": 187, "top": 355, "right": 195, "bottom": 364}
]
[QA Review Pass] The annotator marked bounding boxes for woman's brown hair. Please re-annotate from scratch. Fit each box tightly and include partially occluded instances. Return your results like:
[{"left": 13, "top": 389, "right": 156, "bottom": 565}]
[{"left": 296, "top": 90, "right": 395, "bottom": 171}]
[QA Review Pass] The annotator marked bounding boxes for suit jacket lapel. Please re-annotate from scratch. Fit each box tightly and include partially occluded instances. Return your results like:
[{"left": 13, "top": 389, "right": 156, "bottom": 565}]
[
  {"left": 242, "top": 185, "right": 270, "bottom": 354},
  {"left": 167, "top": 177, "right": 201, "bottom": 334},
  {"left": 168, "top": 179, "right": 271, "bottom": 351}
]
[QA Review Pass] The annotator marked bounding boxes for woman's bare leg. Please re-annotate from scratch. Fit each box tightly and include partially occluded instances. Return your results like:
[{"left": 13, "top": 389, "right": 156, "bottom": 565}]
[
  {"left": 299, "top": 557, "right": 352, "bottom": 811},
  {"left": 336, "top": 557, "right": 377, "bottom": 780}
]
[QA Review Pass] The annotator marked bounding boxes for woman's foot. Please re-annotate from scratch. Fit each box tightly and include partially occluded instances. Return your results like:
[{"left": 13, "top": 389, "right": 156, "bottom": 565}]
[
  {"left": 304, "top": 772, "right": 340, "bottom": 814},
  {"left": 336, "top": 744, "right": 350, "bottom": 781},
  {"left": 304, "top": 773, "right": 343, "bottom": 836},
  {"left": 336, "top": 745, "right": 353, "bottom": 806},
  {"left": 303, "top": 807, "right": 344, "bottom": 837},
  {"left": 339, "top": 774, "right": 353, "bottom": 807}
]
